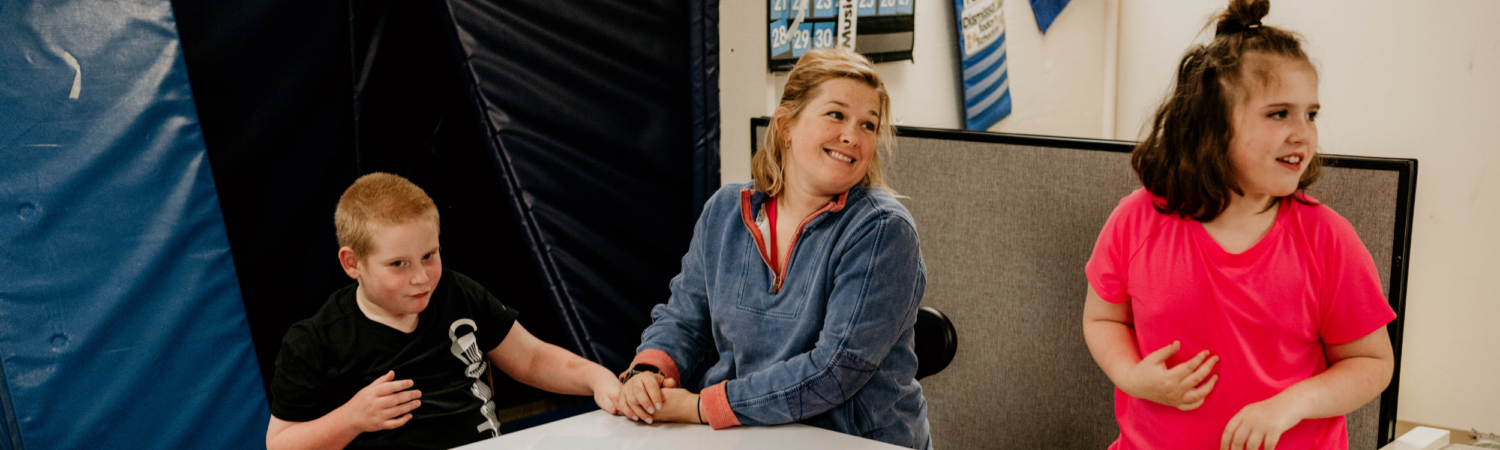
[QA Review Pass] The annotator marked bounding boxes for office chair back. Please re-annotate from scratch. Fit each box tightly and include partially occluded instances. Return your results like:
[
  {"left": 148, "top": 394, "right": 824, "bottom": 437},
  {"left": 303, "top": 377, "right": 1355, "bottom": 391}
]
[{"left": 914, "top": 306, "right": 958, "bottom": 380}]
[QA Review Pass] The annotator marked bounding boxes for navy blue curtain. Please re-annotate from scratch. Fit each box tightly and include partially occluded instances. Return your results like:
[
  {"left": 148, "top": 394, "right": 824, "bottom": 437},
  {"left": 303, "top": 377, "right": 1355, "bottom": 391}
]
[
  {"left": 175, "top": 0, "right": 720, "bottom": 410},
  {"left": 345, "top": 0, "right": 565, "bottom": 405},
  {"left": 173, "top": 0, "right": 361, "bottom": 397},
  {"left": 435, "top": 0, "right": 717, "bottom": 370},
  {"left": 690, "top": 0, "right": 722, "bottom": 219}
]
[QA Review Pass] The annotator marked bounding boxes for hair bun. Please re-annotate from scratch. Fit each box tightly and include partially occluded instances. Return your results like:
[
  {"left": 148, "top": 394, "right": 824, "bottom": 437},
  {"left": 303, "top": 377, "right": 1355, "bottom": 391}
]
[{"left": 1215, "top": 0, "right": 1270, "bottom": 36}]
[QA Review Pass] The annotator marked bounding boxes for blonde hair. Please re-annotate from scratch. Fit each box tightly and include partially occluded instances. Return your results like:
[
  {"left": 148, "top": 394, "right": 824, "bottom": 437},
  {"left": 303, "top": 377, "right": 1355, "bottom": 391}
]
[
  {"left": 753, "top": 48, "right": 894, "bottom": 197},
  {"left": 335, "top": 172, "right": 440, "bottom": 258}
]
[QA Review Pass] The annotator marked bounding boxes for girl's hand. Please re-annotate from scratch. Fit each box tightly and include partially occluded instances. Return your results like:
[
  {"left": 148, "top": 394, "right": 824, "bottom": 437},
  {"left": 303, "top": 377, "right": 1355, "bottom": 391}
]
[
  {"left": 1121, "top": 341, "right": 1219, "bottom": 410},
  {"left": 614, "top": 372, "right": 678, "bottom": 424},
  {"left": 1221, "top": 395, "right": 1306, "bottom": 450}
]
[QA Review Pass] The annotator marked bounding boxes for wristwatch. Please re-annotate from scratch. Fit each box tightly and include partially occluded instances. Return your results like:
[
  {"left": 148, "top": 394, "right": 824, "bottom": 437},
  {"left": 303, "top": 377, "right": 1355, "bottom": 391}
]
[{"left": 623, "top": 364, "right": 661, "bottom": 382}]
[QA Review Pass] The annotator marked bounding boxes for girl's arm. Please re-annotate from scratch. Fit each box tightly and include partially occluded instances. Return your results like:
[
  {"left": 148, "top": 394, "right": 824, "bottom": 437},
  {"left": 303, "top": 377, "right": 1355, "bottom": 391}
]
[
  {"left": 487, "top": 322, "right": 621, "bottom": 414},
  {"left": 1082, "top": 286, "right": 1219, "bottom": 410},
  {"left": 1220, "top": 327, "right": 1393, "bottom": 450}
]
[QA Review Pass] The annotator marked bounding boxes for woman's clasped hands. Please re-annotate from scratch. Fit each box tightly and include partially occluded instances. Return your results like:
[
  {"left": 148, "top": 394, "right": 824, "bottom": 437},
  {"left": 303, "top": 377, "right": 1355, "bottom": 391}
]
[{"left": 612, "top": 372, "right": 702, "bottom": 425}]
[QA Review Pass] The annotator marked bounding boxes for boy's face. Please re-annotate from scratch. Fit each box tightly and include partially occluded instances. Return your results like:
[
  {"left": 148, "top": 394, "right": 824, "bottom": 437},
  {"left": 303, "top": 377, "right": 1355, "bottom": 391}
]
[
  {"left": 1228, "top": 57, "right": 1320, "bottom": 199},
  {"left": 341, "top": 219, "right": 443, "bottom": 318}
]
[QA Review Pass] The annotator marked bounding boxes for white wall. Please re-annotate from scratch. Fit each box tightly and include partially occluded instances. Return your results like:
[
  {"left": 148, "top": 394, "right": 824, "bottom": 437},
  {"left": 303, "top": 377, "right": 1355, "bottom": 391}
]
[
  {"left": 722, "top": 0, "right": 1500, "bottom": 432},
  {"left": 719, "top": 0, "right": 1108, "bottom": 185}
]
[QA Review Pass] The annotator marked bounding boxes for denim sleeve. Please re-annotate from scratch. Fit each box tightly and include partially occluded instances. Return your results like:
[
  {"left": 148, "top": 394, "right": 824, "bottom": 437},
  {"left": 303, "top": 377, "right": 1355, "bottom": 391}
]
[
  {"left": 634, "top": 191, "right": 722, "bottom": 383},
  {"left": 724, "top": 212, "right": 925, "bottom": 426}
]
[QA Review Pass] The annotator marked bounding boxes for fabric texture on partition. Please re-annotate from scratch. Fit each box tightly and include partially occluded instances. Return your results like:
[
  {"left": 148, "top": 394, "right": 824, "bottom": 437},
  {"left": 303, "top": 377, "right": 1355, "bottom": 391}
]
[
  {"left": 437, "top": 0, "right": 704, "bottom": 370},
  {"left": 886, "top": 139, "right": 1399, "bottom": 450},
  {"left": 0, "top": 1, "right": 268, "bottom": 449},
  {"left": 750, "top": 121, "right": 1409, "bottom": 449}
]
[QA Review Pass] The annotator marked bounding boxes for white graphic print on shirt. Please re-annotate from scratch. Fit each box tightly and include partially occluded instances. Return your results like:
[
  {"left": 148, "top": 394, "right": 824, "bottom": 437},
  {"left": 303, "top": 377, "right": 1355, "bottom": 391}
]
[{"left": 449, "top": 318, "right": 500, "bottom": 437}]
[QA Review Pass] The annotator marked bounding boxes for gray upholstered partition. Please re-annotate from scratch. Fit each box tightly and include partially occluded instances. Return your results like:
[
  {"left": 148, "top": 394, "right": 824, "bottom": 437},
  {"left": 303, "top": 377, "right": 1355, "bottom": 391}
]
[{"left": 751, "top": 119, "right": 1415, "bottom": 450}]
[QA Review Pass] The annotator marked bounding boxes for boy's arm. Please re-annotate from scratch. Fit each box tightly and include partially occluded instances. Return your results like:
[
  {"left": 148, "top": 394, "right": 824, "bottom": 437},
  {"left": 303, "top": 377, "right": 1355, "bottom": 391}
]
[
  {"left": 1082, "top": 286, "right": 1218, "bottom": 411},
  {"left": 266, "top": 371, "right": 422, "bottom": 450},
  {"left": 1220, "top": 328, "right": 1394, "bottom": 450},
  {"left": 267, "top": 415, "right": 360, "bottom": 450},
  {"left": 487, "top": 322, "right": 620, "bottom": 414}
]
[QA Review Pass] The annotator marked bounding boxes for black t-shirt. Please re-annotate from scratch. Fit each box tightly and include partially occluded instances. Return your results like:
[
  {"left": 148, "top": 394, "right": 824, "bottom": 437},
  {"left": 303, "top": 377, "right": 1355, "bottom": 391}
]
[{"left": 271, "top": 269, "right": 519, "bottom": 450}]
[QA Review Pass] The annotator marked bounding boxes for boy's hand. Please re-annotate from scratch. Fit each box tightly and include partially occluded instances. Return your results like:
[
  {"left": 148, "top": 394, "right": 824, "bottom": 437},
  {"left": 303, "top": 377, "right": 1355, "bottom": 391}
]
[
  {"left": 340, "top": 371, "right": 422, "bottom": 433},
  {"left": 592, "top": 378, "right": 622, "bottom": 415},
  {"left": 615, "top": 372, "right": 677, "bottom": 424},
  {"left": 1121, "top": 341, "right": 1219, "bottom": 411},
  {"left": 1221, "top": 394, "right": 1307, "bottom": 450}
]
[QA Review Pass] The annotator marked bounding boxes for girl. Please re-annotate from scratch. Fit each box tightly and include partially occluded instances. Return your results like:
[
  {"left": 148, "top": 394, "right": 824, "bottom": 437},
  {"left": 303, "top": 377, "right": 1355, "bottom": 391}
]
[
  {"left": 1082, "top": 1, "right": 1396, "bottom": 449},
  {"left": 612, "top": 48, "right": 932, "bottom": 449}
]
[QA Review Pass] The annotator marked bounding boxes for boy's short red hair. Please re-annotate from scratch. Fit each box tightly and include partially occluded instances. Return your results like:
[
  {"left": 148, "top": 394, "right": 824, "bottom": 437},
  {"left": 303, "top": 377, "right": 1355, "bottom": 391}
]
[{"left": 335, "top": 173, "right": 440, "bottom": 258}]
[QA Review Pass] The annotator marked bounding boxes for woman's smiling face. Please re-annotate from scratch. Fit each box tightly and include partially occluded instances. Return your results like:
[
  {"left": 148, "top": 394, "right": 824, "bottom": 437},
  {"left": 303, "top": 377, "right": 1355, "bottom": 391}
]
[{"left": 780, "top": 78, "right": 881, "bottom": 197}]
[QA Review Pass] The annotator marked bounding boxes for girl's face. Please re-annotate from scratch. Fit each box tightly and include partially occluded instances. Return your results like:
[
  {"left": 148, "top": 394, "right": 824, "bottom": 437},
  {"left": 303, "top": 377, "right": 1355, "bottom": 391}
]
[
  {"left": 780, "top": 78, "right": 881, "bottom": 197},
  {"left": 1227, "top": 58, "right": 1320, "bottom": 200}
]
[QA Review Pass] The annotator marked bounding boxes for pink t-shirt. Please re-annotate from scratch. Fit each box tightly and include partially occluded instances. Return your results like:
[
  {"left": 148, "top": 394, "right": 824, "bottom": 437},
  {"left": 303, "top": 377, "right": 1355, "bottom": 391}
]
[{"left": 1085, "top": 188, "right": 1396, "bottom": 450}]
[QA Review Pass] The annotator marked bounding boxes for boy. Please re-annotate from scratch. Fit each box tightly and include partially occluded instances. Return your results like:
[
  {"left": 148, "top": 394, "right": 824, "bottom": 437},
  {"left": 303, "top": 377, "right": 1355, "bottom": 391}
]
[{"left": 267, "top": 173, "right": 621, "bottom": 450}]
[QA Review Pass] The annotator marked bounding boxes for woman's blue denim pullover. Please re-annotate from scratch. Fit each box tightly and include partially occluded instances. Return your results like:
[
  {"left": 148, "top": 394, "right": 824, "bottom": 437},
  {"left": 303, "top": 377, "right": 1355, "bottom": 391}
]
[{"left": 632, "top": 183, "right": 931, "bottom": 449}]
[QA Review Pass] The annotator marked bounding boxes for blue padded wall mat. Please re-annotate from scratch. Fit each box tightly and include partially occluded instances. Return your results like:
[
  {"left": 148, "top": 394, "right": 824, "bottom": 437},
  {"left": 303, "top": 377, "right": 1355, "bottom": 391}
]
[{"left": 0, "top": 1, "right": 269, "bottom": 449}]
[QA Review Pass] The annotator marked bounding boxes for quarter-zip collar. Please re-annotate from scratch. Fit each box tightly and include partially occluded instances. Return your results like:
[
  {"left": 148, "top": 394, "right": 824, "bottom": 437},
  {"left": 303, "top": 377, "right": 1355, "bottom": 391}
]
[{"left": 740, "top": 188, "right": 850, "bottom": 293}]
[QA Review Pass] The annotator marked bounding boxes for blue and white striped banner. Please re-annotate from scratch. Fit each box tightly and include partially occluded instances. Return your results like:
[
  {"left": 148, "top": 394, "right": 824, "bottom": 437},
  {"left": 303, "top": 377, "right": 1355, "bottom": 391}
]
[{"left": 953, "top": 0, "right": 1011, "bottom": 130}]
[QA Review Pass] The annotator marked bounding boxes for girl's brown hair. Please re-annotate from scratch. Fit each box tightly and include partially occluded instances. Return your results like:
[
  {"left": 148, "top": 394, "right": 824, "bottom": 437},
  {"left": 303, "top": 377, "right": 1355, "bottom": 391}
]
[
  {"left": 753, "top": 48, "right": 894, "bottom": 197},
  {"left": 1131, "top": 0, "right": 1321, "bottom": 222}
]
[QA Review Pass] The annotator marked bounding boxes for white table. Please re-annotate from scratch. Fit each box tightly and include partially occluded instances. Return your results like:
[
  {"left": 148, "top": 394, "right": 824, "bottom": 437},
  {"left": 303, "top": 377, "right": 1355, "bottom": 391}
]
[{"left": 454, "top": 410, "right": 909, "bottom": 450}]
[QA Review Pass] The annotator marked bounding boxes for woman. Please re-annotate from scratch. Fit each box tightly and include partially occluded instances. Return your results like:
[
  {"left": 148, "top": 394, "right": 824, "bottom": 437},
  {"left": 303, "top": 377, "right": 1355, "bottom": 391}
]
[{"left": 612, "top": 48, "right": 931, "bottom": 449}]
